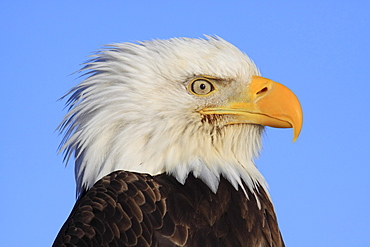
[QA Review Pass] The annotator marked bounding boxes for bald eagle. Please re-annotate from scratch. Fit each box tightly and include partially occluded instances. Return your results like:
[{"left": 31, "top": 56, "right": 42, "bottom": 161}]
[{"left": 53, "top": 36, "right": 302, "bottom": 247}]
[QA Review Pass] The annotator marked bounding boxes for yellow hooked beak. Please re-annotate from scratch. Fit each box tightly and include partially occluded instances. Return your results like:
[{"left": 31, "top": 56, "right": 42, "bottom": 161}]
[{"left": 199, "top": 76, "right": 303, "bottom": 142}]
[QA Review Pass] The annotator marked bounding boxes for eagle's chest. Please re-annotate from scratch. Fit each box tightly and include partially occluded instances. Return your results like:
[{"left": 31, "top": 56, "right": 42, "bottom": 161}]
[
  {"left": 154, "top": 173, "right": 284, "bottom": 247},
  {"left": 53, "top": 171, "right": 284, "bottom": 247}
]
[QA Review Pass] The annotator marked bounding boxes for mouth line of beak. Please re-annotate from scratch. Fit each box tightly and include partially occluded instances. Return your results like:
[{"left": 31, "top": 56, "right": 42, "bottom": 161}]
[{"left": 199, "top": 108, "right": 293, "bottom": 128}]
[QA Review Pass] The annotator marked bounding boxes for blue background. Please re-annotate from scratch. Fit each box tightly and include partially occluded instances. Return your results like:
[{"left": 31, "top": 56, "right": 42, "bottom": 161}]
[{"left": 1, "top": 1, "right": 369, "bottom": 246}]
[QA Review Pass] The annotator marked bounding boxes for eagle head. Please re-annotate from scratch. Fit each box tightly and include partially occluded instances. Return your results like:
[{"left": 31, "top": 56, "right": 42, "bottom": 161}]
[{"left": 59, "top": 36, "right": 302, "bottom": 197}]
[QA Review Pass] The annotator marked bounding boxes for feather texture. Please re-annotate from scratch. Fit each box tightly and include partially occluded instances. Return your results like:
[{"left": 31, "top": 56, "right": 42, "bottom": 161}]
[{"left": 53, "top": 171, "right": 284, "bottom": 247}]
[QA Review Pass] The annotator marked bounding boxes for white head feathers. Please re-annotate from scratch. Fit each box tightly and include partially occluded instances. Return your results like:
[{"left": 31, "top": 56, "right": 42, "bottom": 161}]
[{"left": 59, "top": 36, "right": 267, "bottom": 198}]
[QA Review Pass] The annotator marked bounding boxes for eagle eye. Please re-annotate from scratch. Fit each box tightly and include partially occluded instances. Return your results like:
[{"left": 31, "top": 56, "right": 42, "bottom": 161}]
[{"left": 189, "top": 78, "right": 215, "bottom": 96}]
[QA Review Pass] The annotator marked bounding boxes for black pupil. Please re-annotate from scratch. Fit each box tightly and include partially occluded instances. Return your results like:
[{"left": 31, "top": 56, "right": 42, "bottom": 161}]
[{"left": 200, "top": 83, "right": 206, "bottom": 90}]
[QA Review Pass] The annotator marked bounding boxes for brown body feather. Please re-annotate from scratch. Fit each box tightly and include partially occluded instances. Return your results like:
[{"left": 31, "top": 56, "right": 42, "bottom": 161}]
[{"left": 53, "top": 171, "right": 284, "bottom": 247}]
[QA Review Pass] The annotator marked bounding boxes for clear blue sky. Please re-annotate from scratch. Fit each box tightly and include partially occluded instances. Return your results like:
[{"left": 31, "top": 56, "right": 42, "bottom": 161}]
[{"left": 1, "top": 1, "right": 369, "bottom": 246}]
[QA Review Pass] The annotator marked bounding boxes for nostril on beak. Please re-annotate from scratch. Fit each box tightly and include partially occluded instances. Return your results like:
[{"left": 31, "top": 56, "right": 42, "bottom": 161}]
[{"left": 256, "top": 87, "right": 268, "bottom": 95}]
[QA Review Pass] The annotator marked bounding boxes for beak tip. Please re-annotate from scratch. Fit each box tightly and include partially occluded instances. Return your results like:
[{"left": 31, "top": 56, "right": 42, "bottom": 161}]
[{"left": 292, "top": 127, "right": 302, "bottom": 143}]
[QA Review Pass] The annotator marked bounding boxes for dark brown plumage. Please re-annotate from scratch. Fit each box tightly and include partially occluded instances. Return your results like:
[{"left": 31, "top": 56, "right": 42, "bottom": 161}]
[{"left": 53, "top": 171, "right": 284, "bottom": 247}]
